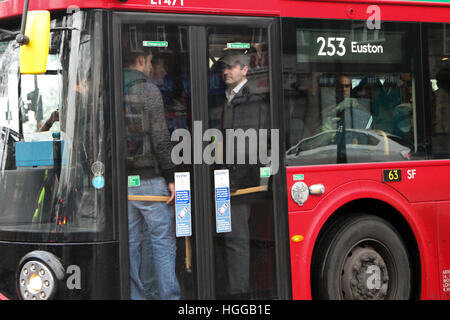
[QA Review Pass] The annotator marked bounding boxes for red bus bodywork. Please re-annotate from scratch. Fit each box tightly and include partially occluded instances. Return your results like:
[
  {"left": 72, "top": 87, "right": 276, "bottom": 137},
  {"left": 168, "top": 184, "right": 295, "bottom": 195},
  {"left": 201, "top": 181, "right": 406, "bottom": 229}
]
[
  {"left": 287, "top": 160, "right": 450, "bottom": 299},
  {"left": 1, "top": 0, "right": 449, "bottom": 300},
  {"left": 1, "top": 0, "right": 450, "bottom": 22}
]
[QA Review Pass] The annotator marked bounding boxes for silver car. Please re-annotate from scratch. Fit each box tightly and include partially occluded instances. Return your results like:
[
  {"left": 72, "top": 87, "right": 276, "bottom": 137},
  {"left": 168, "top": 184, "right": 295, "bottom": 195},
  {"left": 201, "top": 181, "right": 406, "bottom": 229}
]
[{"left": 286, "top": 129, "right": 411, "bottom": 166}]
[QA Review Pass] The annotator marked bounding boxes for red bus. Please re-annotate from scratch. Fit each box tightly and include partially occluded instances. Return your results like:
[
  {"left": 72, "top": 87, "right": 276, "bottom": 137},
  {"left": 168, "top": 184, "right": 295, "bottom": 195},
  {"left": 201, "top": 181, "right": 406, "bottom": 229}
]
[{"left": 0, "top": 0, "right": 449, "bottom": 300}]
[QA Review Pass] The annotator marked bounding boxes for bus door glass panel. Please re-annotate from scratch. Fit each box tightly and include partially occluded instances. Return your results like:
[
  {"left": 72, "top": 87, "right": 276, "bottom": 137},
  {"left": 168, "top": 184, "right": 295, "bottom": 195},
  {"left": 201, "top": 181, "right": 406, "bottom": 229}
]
[
  {"left": 425, "top": 23, "right": 450, "bottom": 299},
  {"left": 282, "top": 19, "right": 424, "bottom": 167},
  {"left": 207, "top": 25, "right": 277, "bottom": 299},
  {"left": 0, "top": 11, "right": 110, "bottom": 242},
  {"left": 121, "top": 23, "right": 196, "bottom": 300},
  {"left": 427, "top": 24, "right": 450, "bottom": 159}
]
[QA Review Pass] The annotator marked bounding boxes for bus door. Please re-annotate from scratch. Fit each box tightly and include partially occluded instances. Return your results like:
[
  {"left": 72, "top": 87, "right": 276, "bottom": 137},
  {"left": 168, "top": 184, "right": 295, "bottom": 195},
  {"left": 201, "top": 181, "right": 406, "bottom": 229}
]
[
  {"left": 206, "top": 24, "right": 280, "bottom": 300},
  {"left": 424, "top": 22, "right": 450, "bottom": 299},
  {"left": 114, "top": 13, "right": 289, "bottom": 300}
]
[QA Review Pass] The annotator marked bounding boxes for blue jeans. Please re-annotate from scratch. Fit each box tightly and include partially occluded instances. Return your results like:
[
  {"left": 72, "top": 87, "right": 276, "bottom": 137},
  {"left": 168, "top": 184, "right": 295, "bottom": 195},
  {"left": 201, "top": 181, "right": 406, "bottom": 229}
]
[{"left": 128, "top": 177, "right": 180, "bottom": 300}]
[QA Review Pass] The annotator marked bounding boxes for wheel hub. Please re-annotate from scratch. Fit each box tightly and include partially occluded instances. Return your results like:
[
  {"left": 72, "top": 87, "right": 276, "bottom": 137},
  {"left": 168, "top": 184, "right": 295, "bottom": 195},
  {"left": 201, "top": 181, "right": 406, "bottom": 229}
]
[{"left": 341, "top": 245, "right": 389, "bottom": 300}]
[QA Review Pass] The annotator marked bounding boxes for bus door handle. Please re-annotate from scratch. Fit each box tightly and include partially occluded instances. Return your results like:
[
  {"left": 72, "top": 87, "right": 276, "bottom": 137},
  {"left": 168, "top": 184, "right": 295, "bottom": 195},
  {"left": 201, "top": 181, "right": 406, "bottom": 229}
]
[{"left": 309, "top": 184, "right": 325, "bottom": 195}]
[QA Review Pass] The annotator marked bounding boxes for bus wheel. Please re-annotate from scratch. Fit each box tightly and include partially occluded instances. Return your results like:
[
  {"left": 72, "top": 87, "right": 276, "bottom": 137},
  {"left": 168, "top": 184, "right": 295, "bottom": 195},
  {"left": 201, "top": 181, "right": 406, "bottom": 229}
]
[{"left": 312, "top": 214, "right": 411, "bottom": 300}]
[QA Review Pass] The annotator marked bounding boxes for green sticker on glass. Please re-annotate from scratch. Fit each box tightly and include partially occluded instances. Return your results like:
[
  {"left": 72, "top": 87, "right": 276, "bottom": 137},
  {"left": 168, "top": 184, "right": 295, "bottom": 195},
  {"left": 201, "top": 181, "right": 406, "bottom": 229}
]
[
  {"left": 143, "top": 41, "right": 168, "bottom": 48},
  {"left": 128, "top": 175, "right": 140, "bottom": 187},
  {"left": 260, "top": 167, "right": 271, "bottom": 178},
  {"left": 227, "top": 43, "right": 250, "bottom": 49},
  {"left": 293, "top": 174, "right": 304, "bottom": 181}
]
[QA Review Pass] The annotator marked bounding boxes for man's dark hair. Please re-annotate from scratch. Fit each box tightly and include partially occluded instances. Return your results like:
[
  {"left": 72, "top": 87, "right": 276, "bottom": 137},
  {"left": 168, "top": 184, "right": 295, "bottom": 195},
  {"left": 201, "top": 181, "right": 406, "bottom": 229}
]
[
  {"left": 122, "top": 25, "right": 156, "bottom": 67},
  {"left": 123, "top": 47, "right": 154, "bottom": 68},
  {"left": 151, "top": 53, "right": 165, "bottom": 68},
  {"left": 436, "top": 67, "right": 450, "bottom": 84},
  {"left": 436, "top": 67, "right": 450, "bottom": 92}
]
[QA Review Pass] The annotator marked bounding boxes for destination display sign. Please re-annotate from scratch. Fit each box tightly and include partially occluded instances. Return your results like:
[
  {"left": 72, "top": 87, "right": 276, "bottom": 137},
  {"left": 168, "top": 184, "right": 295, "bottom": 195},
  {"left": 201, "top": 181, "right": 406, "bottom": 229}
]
[{"left": 296, "top": 29, "right": 404, "bottom": 64}]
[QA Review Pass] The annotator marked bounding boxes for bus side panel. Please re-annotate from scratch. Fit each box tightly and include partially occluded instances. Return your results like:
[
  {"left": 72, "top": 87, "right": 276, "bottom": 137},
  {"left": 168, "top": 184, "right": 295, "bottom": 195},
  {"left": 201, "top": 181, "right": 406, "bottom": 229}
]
[
  {"left": 0, "top": 242, "right": 121, "bottom": 300},
  {"left": 288, "top": 209, "right": 315, "bottom": 299},
  {"left": 287, "top": 161, "right": 450, "bottom": 212},
  {"left": 382, "top": 161, "right": 450, "bottom": 203},
  {"left": 279, "top": 0, "right": 450, "bottom": 23},
  {"left": 287, "top": 169, "right": 440, "bottom": 299},
  {"left": 437, "top": 201, "right": 450, "bottom": 300},
  {"left": 411, "top": 202, "right": 441, "bottom": 299}
]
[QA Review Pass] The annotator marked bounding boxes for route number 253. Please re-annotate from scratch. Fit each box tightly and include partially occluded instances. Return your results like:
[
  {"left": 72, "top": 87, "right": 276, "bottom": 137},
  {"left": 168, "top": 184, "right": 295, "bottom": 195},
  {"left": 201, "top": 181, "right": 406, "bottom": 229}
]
[{"left": 317, "top": 37, "right": 346, "bottom": 57}]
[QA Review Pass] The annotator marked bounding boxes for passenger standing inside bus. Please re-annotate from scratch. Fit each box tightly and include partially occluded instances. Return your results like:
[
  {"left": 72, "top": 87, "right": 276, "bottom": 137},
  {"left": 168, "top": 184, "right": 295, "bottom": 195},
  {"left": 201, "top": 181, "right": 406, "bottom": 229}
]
[
  {"left": 218, "top": 50, "right": 268, "bottom": 298},
  {"left": 435, "top": 67, "right": 450, "bottom": 134},
  {"left": 123, "top": 45, "right": 180, "bottom": 300},
  {"left": 151, "top": 55, "right": 171, "bottom": 107}
]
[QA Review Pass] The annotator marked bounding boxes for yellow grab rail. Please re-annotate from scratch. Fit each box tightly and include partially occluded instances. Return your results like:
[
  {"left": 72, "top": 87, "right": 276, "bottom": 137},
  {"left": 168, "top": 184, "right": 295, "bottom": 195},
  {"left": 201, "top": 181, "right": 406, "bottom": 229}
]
[{"left": 127, "top": 185, "right": 269, "bottom": 202}]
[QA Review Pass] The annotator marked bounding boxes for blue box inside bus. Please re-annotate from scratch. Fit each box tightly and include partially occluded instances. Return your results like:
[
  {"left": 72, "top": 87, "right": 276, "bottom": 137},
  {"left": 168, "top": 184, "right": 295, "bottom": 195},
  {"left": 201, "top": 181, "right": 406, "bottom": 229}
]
[{"left": 15, "top": 140, "right": 64, "bottom": 167}]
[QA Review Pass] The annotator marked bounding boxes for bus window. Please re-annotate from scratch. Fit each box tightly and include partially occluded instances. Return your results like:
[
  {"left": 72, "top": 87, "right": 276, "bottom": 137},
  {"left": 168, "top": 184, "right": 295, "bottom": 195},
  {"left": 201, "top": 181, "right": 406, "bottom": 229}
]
[
  {"left": 0, "top": 11, "right": 112, "bottom": 242},
  {"left": 20, "top": 68, "right": 61, "bottom": 134},
  {"left": 426, "top": 24, "right": 450, "bottom": 159},
  {"left": 282, "top": 19, "right": 423, "bottom": 166}
]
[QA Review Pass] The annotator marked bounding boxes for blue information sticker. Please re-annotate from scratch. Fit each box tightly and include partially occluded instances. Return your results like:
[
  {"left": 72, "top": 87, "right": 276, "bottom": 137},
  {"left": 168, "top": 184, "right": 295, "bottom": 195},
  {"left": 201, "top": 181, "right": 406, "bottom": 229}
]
[
  {"left": 214, "top": 170, "right": 231, "bottom": 233},
  {"left": 174, "top": 172, "right": 192, "bottom": 237}
]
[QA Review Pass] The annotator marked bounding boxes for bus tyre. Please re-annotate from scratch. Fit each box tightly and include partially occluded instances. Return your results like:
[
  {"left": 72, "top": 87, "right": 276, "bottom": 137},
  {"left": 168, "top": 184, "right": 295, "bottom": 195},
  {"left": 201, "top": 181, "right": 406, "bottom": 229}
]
[{"left": 312, "top": 214, "right": 411, "bottom": 300}]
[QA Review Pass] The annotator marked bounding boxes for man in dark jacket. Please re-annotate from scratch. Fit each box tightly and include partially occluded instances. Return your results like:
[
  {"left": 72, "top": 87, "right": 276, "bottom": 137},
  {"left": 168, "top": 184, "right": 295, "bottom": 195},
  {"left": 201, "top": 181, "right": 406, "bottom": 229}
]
[
  {"left": 218, "top": 51, "right": 268, "bottom": 298},
  {"left": 123, "top": 45, "right": 180, "bottom": 300}
]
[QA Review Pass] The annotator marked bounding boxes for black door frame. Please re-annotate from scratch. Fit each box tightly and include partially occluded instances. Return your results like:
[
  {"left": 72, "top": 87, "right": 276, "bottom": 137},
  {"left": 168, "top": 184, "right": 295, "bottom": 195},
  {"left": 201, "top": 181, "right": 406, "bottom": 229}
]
[{"left": 111, "top": 11, "right": 290, "bottom": 300}]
